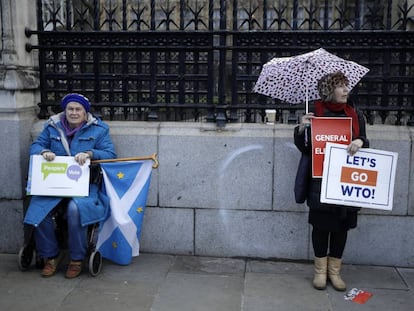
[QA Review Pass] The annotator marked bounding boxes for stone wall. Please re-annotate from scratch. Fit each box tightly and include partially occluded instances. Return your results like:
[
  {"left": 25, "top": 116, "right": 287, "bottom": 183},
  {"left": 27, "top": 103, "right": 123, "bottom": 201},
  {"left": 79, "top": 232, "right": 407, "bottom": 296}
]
[{"left": 2, "top": 121, "right": 412, "bottom": 267}]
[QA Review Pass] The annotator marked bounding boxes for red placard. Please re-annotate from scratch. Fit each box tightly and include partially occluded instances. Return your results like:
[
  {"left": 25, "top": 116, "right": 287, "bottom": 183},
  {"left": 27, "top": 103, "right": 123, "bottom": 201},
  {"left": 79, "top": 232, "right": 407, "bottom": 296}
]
[{"left": 311, "top": 117, "right": 352, "bottom": 178}]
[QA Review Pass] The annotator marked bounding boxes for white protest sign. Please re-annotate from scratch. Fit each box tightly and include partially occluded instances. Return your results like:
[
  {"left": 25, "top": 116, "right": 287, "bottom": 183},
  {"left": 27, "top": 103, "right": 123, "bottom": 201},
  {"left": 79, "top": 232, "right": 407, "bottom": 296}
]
[
  {"left": 320, "top": 143, "right": 398, "bottom": 210},
  {"left": 27, "top": 155, "right": 90, "bottom": 197}
]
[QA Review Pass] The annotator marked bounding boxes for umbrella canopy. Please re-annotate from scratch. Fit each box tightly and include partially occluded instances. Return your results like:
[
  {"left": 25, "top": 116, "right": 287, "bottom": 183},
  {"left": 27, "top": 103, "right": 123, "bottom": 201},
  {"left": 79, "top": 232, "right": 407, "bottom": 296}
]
[{"left": 253, "top": 48, "right": 369, "bottom": 111}]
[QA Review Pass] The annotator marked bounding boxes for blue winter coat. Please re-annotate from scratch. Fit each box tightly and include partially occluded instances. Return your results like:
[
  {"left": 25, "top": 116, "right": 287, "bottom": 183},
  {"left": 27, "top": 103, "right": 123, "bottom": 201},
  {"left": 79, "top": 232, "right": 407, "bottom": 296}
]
[{"left": 24, "top": 112, "right": 117, "bottom": 226}]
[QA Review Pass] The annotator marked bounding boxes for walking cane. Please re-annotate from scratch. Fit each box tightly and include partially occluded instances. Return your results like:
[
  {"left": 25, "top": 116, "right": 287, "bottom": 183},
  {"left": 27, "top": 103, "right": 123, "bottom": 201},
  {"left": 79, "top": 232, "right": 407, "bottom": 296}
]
[{"left": 92, "top": 153, "right": 159, "bottom": 169}]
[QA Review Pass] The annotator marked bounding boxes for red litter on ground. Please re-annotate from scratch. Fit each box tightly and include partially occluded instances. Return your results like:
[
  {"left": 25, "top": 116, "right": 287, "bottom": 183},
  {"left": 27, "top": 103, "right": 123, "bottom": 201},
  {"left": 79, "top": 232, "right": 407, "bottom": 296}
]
[{"left": 344, "top": 288, "right": 373, "bottom": 304}]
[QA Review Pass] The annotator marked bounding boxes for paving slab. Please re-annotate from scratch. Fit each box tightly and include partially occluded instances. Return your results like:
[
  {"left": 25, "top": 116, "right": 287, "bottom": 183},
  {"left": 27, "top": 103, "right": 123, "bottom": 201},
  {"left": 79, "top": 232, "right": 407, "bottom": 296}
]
[
  {"left": 342, "top": 264, "right": 408, "bottom": 290},
  {"left": 151, "top": 272, "right": 244, "bottom": 311},
  {"left": 398, "top": 267, "right": 414, "bottom": 289},
  {"left": 1, "top": 253, "right": 413, "bottom": 311},
  {"left": 247, "top": 259, "right": 312, "bottom": 275},
  {"left": 244, "top": 272, "right": 330, "bottom": 311},
  {"left": 1, "top": 269, "right": 79, "bottom": 311},
  {"left": 328, "top": 287, "right": 414, "bottom": 311},
  {"left": 170, "top": 255, "right": 246, "bottom": 276}
]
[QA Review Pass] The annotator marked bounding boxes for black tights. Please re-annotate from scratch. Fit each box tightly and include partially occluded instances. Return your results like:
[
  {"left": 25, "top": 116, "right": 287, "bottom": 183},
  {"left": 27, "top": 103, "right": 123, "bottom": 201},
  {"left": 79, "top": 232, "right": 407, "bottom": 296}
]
[{"left": 312, "top": 227, "right": 348, "bottom": 258}]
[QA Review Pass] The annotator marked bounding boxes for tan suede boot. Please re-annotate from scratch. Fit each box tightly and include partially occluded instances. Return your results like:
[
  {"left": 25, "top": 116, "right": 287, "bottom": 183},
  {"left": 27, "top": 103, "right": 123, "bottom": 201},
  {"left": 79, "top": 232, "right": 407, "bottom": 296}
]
[
  {"left": 328, "top": 256, "right": 346, "bottom": 291},
  {"left": 313, "top": 256, "right": 327, "bottom": 290}
]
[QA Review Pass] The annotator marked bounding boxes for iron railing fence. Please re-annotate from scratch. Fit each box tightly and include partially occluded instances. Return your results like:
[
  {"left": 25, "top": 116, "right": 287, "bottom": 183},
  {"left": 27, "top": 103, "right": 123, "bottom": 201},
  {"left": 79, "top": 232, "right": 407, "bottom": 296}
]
[{"left": 26, "top": 0, "right": 414, "bottom": 126}]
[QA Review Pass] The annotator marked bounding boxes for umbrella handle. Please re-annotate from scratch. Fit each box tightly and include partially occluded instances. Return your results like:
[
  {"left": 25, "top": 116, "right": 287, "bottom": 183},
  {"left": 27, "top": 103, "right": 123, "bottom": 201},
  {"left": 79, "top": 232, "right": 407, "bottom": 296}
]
[
  {"left": 92, "top": 153, "right": 159, "bottom": 169},
  {"left": 305, "top": 85, "right": 309, "bottom": 114}
]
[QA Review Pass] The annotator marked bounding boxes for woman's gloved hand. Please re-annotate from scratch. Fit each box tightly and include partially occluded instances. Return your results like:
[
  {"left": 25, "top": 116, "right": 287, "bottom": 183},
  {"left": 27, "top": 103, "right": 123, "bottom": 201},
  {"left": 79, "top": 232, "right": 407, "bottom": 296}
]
[
  {"left": 298, "top": 112, "right": 314, "bottom": 133},
  {"left": 74, "top": 152, "right": 91, "bottom": 166},
  {"left": 301, "top": 112, "right": 314, "bottom": 125},
  {"left": 347, "top": 138, "right": 364, "bottom": 156},
  {"left": 42, "top": 151, "right": 56, "bottom": 161}
]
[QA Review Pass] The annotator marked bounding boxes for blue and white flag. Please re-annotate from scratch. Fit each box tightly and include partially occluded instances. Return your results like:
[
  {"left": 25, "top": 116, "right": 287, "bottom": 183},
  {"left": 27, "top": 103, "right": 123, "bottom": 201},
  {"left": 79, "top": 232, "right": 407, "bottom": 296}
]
[{"left": 96, "top": 160, "right": 153, "bottom": 265}]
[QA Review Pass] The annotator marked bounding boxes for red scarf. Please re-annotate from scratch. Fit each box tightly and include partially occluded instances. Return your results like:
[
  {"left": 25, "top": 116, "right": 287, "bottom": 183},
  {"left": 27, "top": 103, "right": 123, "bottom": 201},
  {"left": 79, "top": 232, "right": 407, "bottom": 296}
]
[{"left": 314, "top": 101, "right": 360, "bottom": 137}]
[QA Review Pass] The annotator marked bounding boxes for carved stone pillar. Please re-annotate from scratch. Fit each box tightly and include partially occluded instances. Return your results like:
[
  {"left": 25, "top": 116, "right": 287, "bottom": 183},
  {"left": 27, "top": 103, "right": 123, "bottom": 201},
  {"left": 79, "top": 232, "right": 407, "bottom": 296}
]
[{"left": 0, "top": 0, "right": 39, "bottom": 252}]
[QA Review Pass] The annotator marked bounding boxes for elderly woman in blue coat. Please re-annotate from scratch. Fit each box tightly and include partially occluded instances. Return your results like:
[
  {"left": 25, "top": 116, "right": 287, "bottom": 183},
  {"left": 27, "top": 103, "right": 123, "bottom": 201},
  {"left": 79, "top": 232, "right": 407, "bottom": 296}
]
[{"left": 24, "top": 93, "right": 116, "bottom": 278}]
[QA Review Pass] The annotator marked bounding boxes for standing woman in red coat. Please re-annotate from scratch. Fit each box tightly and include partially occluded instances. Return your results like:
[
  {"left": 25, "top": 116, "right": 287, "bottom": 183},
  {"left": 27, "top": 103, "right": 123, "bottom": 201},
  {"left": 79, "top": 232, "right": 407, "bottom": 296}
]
[{"left": 294, "top": 71, "right": 369, "bottom": 291}]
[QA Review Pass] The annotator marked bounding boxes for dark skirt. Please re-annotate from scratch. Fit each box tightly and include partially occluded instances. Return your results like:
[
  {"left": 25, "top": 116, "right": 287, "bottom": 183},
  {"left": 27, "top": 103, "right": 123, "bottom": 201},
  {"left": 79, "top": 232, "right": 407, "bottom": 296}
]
[
  {"left": 308, "top": 207, "right": 358, "bottom": 232},
  {"left": 306, "top": 179, "right": 359, "bottom": 232}
]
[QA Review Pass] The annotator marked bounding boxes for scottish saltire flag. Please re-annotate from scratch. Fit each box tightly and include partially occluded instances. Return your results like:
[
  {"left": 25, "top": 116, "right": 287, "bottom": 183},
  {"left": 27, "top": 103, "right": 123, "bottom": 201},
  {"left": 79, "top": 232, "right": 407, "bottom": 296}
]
[{"left": 96, "top": 160, "right": 153, "bottom": 265}]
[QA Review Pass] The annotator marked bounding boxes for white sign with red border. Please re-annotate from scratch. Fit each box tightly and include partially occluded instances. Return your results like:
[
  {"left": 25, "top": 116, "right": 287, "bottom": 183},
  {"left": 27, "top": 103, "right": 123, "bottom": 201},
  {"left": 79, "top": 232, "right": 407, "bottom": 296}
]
[{"left": 320, "top": 143, "right": 398, "bottom": 210}]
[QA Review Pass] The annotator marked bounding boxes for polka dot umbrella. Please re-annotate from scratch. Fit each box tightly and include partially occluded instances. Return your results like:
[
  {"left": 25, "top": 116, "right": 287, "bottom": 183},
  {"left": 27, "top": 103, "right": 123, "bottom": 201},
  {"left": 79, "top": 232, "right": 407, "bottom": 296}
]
[{"left": 253, "top": 48, "right": 369, "bottom": 112}]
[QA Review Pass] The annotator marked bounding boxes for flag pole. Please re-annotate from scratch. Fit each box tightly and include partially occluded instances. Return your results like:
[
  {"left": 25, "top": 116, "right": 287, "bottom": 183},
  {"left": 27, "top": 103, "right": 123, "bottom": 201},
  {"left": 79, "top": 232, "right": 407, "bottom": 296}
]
[{"left": 92, "top": 153, "right": 159, "bottom": 168}]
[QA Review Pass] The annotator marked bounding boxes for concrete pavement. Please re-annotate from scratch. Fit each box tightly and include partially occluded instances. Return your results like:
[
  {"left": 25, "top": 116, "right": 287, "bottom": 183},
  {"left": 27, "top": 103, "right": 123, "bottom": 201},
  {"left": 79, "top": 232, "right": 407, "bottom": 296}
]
[{"left": 1, "top": 252, "right": 413, "bottom": 311}]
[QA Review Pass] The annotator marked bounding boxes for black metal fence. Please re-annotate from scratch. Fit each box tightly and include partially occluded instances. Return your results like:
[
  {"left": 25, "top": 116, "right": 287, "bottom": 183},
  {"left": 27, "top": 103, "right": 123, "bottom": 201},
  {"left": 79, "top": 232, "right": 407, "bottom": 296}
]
[{"left": 26, "top": 0, "right": 414, "bottom": 126}]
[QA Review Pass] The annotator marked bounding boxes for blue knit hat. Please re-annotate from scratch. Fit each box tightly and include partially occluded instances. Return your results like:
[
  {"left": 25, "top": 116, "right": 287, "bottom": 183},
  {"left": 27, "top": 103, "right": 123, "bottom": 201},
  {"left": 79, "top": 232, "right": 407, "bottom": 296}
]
[{"left": 61, "top": 93, "right": 91, "bottom": 112}]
